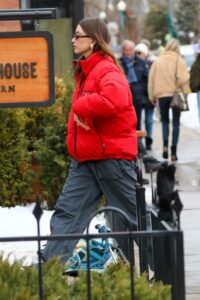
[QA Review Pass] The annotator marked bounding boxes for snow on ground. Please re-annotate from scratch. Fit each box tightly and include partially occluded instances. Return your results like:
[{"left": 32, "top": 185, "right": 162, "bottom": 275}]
[
  {"left": 0, "top": 203, "right": 107, "bottom": 265},
  {"left": 0, "top": 93, "right": 199, "bottom": 264},
  {"left": 180, "top": 93, "right": 199, "bottom": 130},
  {"left": 0, "top": 203, "right": 52, "bottom": 265}
]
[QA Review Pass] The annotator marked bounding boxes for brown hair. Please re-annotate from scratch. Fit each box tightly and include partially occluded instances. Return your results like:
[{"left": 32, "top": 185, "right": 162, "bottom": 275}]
[{"left": 75, "top": 18, "right": 121, "bottom": 80}]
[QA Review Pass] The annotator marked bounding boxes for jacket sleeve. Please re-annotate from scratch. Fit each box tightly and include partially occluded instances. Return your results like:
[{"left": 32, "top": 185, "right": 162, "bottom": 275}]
[
  {"left": 177, "top": 56, "right": 191, "bottom": 93},
  {"left": 148, "top": 61, "right": 156, "bottom": 102},
  {"left": 72, "top": 68, "right": 131, "bottom": 119},
  {"left": 141, "top": 60, "right": 148, "bottom": 95},
  {"left": 190, "top": 62, "right": 200, "bottom": 92}
]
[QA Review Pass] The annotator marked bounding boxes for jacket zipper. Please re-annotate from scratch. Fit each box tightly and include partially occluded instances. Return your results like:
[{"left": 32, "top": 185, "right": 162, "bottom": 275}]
[
  {"left": 74, "top": 122, "right": 78, "bottom": 159},
  {"left": 74, "top": 82, "right": 84, "bottom": 158}
]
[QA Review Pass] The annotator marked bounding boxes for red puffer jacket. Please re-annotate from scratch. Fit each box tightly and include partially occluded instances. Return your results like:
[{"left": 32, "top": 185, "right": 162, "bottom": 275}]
[{"left": 67, "top": 51, "right": 138, "bottom": 162}]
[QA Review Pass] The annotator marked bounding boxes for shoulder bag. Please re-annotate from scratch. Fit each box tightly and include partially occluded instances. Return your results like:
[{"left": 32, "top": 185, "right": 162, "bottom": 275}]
[{"left": 170, "top": 56, "right": 189, "bottom": 112}]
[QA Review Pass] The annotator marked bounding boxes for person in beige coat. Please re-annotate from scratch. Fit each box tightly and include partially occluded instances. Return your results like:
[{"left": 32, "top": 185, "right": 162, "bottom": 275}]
[{"left": 148, "top": 38, "right": 190, "bottom": 161}]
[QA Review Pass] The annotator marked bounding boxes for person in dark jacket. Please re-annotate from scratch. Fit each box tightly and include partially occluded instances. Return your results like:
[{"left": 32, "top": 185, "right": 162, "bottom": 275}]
[
  {"left": 42, "top": 18, "right": 138, "bottom": 267},
  {"left": 119, "top": 40, "right": 148, "bottom": 131},
  {"left": 190, "top": 40, "right": 200, "bottom": 123},
  {"left": 135, "top": 42, "right": 155, "bottom": 150},
  {"left": 119, "top": 40, "right": 162, "bottom": 176}
]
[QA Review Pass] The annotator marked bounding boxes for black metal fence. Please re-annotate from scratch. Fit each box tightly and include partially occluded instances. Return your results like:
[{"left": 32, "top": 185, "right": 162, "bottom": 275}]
[
  {"left": 0, "top": 201, "right": 185, "bottom": 300},
  {"left": 106, "top": 155, "right": 185, "bottom": 300},
  {"left": 106, "top": 194, "right": 185, "bottom": 300},
  {"left": 0, "top": 155, "right": 185, "bottom": 300}
]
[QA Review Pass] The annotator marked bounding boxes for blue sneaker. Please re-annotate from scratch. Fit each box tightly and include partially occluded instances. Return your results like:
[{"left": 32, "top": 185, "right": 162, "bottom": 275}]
[
  {"left": 79, "top": 239, "right": 111, "bottom": 271},
  {"left": 65, "top": 225, "right": 112, "bottom": 274}
]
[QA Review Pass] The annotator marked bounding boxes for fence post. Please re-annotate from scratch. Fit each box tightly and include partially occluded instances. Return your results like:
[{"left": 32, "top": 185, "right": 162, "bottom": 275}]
[
  {"left": 136, "top": 185, "right": 148, "bottom": 274},
  {"left": 33, "top": 197, "right": 44, "bottom": 300},
  {"left": 151, "top": 207, "right": 185, "bottom": 300},
  {"left": 174, "top": 231, "right": 185, "bottom": 300},
  {"left": 151, "top": 212, "right": 171, "bottom": 284}
]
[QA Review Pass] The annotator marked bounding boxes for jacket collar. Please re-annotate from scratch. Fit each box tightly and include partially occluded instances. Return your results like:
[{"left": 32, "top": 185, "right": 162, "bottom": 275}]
[
  {"left": 73, "top": 51, "right": 107, "bottom": 76},
  {"left": 161, "top": 50, "right": 180, "bottom": 57}
]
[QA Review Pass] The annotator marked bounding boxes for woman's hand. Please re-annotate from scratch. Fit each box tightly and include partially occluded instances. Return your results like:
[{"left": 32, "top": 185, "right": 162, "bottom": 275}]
[{"left": 74, "top": 114, "right": 90, "bottom": 131}]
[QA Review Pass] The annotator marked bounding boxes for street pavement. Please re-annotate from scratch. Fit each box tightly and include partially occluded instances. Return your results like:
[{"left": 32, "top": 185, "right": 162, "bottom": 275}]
[{"left": 144, "top": 120, "right": 200, "bottom": 300}]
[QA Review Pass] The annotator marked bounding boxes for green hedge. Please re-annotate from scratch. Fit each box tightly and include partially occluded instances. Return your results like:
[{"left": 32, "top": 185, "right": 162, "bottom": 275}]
[
  {"left": 0, "top": 257, "right": 171, "bottom": 300},
  {"left": 0, "top": 109, "right": 33, "bottom": 207},
  {"left": 34, "top": 78, "right": 73, "bottom": 208},
  {"left": 0, "top": 77, "right": 73, "bottom": 207}
]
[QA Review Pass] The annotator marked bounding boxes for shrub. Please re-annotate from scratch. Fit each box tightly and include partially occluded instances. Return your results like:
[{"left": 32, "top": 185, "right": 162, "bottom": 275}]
[
  {"left": 23, "top": 107, "right": 47, "bottom": 151},
  {"left": 0, "top": 257, "right": 171, "bottom": 300},
  {"left": 24, "top": 77, "right": 68, "bottom": 150},
  {"left": 34, "top": 78, "right": 73, "bottom": 208},
  {"left": 0, "top": 76, "right": 73, "bottom": 207},
  {"left": 0, "top": 109, "right": 33, "bottom": 207},
  {"left": 73, "top": 261, "right": 171, "bottom": 300}
]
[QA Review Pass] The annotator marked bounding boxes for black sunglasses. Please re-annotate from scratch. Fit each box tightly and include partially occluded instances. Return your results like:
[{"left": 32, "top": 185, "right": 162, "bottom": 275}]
[{"left": 73, "top": 34, "right": 90, "bottom": 40}]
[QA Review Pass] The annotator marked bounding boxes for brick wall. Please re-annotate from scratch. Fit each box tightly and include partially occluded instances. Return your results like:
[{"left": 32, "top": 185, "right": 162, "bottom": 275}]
[{"left": 0, "top": 0, "right": 21, "bottom": 32}]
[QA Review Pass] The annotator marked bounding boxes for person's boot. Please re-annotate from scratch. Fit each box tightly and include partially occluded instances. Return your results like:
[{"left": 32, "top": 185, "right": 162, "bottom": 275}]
[
  {"left": 163, "top": 140, "right": 168, "bottom": 159},
  {"left": 146, "top": 137, "right": 153, "bottom": 150},
  {"left": 171, "top": 146, "right": 178, "bottom": 161}
]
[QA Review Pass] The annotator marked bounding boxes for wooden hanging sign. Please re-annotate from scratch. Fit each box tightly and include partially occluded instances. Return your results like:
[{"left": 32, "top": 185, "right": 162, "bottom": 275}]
[{"left": 0, "top": 31, "right": 55, "bottom": 108}]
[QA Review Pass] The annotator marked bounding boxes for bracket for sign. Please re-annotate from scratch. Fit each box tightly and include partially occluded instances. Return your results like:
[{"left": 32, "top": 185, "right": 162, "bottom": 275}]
[
  {"left": 0, "top": 8, "right": 58, "bottom": 21},
  {"left": 35, "top": 19, "right": 40, "bottom": 31}
]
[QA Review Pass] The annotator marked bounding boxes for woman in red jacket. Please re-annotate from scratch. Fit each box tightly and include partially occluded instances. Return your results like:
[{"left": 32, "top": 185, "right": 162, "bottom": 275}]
[{"left": 42, "top": 18, "right": 138, "bottom": 268}]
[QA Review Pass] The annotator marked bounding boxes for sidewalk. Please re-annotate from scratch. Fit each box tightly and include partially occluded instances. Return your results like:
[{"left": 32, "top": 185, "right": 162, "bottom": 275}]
[{"left": 146, "top": 120, "right": 200, "bottom": 300}]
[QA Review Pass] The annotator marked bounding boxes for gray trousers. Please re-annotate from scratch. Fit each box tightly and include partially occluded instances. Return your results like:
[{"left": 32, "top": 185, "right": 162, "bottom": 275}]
[{"left": 42, "top": 159, "right": 137, "bottom": 263}]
